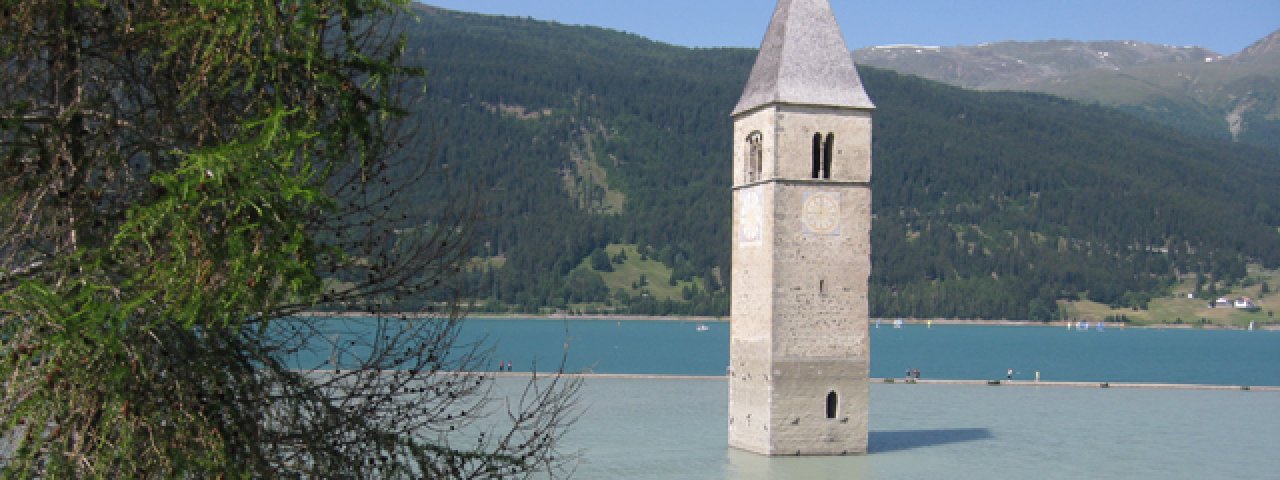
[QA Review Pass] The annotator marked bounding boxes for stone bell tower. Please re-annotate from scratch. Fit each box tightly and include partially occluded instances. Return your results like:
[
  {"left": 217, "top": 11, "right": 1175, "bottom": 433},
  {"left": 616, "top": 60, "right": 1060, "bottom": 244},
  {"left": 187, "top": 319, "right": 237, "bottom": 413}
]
[{"left": 728, "top": 0, "right": 874, "bottom": 456}]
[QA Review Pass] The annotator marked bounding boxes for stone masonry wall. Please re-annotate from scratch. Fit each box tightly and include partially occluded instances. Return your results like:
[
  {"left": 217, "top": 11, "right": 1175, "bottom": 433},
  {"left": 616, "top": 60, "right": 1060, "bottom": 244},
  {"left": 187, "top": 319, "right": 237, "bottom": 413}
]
[
  {"left": 731, "top": 104, "right": 872, "bottom": 455},
  {"left": 729, "top": 182, "right": 776, "bottom": 453}
]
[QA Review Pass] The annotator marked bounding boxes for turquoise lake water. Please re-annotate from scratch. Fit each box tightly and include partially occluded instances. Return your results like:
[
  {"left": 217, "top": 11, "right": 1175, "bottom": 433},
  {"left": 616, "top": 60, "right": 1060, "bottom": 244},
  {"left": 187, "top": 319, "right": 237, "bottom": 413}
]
[
  {"left": 456, "top": 319, "right": 1280, "bottom": 386},
  {"left": 300, "top": 317, "right": 1280, "bottom": 478}
]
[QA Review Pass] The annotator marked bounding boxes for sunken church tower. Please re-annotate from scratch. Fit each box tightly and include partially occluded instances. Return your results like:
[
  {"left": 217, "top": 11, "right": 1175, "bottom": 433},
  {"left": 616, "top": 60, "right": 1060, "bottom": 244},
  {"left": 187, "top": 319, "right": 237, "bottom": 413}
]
[{"left": 728, "top": 0, "right": 874, "bottom": 456}]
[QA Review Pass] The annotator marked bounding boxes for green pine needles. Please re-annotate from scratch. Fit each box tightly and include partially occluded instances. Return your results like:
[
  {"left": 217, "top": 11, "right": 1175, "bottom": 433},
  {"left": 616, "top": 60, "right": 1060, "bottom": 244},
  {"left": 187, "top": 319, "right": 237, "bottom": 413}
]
[{"left": 0, "top": 1, "right": 578, "bottom": 477}]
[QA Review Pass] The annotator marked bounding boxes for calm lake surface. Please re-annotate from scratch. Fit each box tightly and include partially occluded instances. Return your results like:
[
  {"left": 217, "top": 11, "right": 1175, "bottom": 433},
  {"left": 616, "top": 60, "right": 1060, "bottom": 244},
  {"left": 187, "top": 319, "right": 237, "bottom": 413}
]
[
  {"left": 305, "top": 317, "right": 1280, "bottom": 478},
  {"left": 550, "top": 377, "right": 1280, "bottom": 479},
  {"left": 460, "top": 319, "right": 1277, "bottom": 478},
  {"left": 459, "top": 319, "right": 1280, "bottom": 386}
]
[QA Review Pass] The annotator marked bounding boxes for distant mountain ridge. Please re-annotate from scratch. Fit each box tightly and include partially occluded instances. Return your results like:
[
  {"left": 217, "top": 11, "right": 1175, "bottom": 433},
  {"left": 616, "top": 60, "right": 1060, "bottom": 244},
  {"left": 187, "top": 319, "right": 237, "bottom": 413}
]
[
  {"left": 855, "top": 30, "right": 1280, "bottom": 150},
  {"left": 855, "top": 40, "right": 1222, "bottom": 90}
]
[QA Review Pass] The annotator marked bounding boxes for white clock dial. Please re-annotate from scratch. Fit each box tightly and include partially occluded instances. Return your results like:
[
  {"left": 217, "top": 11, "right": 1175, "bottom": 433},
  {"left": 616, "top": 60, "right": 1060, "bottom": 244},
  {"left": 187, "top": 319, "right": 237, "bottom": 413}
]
[{"left": 802, "top": 192, "right": 840, "bottom": 235}]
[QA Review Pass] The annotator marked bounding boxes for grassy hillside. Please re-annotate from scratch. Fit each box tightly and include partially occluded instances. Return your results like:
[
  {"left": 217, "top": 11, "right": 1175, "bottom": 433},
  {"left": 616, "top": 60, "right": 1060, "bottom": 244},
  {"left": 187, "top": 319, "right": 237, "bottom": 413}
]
[
  {"left": 1061, "top": 266, "right": 1279, "bottom": 327},
  {"left": 583, "top": 245, "right": 703, "bottom": 303}
]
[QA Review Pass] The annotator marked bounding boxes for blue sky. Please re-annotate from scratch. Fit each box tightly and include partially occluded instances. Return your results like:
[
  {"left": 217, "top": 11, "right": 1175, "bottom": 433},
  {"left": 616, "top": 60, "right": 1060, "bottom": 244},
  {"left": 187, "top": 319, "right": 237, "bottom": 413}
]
[{"left": 418, "top": 1, "right": 1278, "bottom": 55}]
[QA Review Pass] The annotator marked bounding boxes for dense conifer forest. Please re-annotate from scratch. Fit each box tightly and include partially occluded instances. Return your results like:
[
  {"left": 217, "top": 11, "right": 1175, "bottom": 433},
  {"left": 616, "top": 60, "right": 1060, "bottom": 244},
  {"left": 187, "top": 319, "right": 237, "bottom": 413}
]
[{"left": 387, "top": 6, "right": 1280, "bottom": 319}]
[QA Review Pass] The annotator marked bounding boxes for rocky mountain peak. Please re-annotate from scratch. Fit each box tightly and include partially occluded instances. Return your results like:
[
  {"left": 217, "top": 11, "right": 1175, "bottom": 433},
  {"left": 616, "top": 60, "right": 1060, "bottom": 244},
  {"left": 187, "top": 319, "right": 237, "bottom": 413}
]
[{"left": 1233, "top": 28, "right": 1280, "bottom": 62}]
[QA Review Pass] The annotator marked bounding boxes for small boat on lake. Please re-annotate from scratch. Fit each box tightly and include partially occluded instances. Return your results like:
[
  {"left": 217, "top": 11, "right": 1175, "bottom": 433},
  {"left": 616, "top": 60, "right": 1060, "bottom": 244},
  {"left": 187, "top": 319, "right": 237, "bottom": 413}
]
[{"left": 695, "top": 324, "right": 710, "bottom": 332}]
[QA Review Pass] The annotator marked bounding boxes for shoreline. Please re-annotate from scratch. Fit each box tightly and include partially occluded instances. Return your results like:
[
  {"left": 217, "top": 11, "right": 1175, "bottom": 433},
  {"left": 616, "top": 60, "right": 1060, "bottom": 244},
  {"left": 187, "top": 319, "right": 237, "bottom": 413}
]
[
  {"left": 456, "top": 372, "right": 1280, "bottom": 392},
  {"left": 294, "top": 312, "right": 1279, "bottom": 330},
  {"left": 294, "top": 370, "right": 1280, "bottom": 391},
  {"left": 467, "top": 314, "right": 1280, "bottom": 330}
]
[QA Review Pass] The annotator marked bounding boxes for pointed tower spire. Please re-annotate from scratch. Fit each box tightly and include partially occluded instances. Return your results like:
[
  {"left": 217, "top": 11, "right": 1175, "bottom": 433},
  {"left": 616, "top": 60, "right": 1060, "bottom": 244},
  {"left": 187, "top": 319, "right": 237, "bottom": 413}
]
[{"left": 732, "top": 0, "right": 874, "bottom": 116}]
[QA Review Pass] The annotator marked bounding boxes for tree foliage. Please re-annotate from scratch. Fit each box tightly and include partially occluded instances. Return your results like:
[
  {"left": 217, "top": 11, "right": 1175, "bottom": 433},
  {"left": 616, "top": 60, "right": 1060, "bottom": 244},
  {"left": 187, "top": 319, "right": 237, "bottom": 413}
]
[{"left": 0, "top": 1, "right": 577, "bottom": 477}]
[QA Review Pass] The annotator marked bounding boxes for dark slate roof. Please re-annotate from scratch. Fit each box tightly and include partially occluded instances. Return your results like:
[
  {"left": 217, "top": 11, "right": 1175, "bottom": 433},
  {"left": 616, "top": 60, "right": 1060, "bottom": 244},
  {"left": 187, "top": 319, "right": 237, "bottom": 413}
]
[{"left": 732, "top": 0, "right": 875, "bottom": 116}]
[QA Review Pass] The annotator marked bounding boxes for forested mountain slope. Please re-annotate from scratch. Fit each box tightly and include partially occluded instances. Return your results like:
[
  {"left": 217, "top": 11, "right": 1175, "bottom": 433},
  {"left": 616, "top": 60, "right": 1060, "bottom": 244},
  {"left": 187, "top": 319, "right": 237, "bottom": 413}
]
[{"left": 395, "top": 5, "right": 1280, "bottom": 319}]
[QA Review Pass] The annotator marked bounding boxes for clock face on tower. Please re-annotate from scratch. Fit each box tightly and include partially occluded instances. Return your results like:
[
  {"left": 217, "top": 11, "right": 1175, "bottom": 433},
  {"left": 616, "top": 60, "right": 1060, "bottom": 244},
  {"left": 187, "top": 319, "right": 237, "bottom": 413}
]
[{"left": 802, "top": 192, "right": 841, "bottom": 235}]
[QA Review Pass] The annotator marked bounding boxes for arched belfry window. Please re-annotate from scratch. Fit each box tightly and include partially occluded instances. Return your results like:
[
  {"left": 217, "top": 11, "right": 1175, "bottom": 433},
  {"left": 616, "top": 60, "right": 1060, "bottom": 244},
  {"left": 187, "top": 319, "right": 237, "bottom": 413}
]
[
  {"left": 812, "top": 132, "right": 835, "bottom": 179},
  {"left": 825, "top": 391, "right": 838, "bottom": 419},
  {"left": 823, "top": 134, "right": 834, "bottom": 179},
  {"left": 746, "top": 131, "right": 763, "bottom": 182},
  {"left": 811, "top": 133, "right": 822, "bottom": 179}
]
